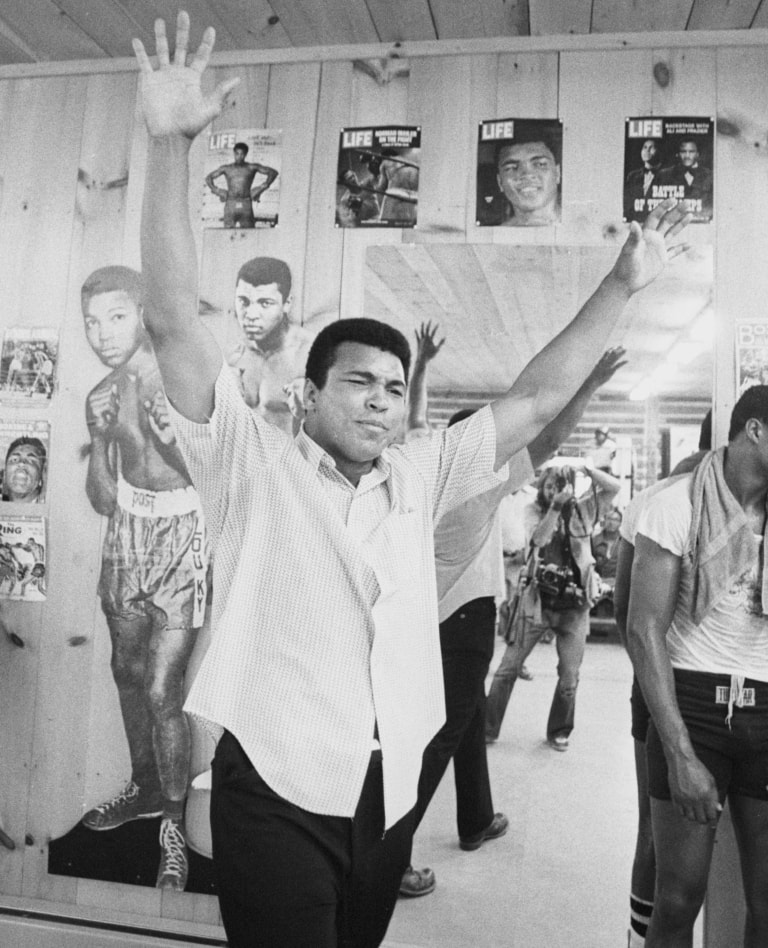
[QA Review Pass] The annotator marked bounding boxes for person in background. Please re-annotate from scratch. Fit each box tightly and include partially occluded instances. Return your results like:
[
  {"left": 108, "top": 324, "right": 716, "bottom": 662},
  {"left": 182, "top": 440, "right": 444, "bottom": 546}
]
[
  {"left": 613, "top": 410, "right": 710, "bottom": 947},
  {"left": 626, "top": 389, "right": 768, "bottom": 947},
  {"left": 591, "top": 424, "right": 617, "bottom": 473},
  {"left": 485, "top": 458, "right": 621, "bottom": 749},
  {"left": 402, "top": 345, "right": 627, "bottom": 898},
  {"left": 592, "top": 507, "right": 623, "bottom": 585}
]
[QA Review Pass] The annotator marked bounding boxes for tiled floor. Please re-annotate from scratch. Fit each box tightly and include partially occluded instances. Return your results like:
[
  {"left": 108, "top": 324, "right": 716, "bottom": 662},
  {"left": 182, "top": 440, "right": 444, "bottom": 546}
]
[{"left": 382, "top": 634, "right": 693, "bottom": 948}]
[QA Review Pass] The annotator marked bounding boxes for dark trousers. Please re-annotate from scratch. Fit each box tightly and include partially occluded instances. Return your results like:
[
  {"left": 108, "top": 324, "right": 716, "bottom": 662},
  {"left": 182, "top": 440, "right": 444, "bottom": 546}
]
[
  {"left": 413, "top": 597, "right": 495, "bottom": 839},
  {"left": 211, "top": 731, "right": 414, "bottom": 948}
]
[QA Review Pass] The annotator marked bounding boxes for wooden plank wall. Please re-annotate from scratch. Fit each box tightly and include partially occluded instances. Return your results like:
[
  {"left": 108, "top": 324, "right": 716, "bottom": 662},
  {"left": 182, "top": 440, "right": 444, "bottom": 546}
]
[{"left": 0, "top": 31, "right": 759, "bottom": 935}]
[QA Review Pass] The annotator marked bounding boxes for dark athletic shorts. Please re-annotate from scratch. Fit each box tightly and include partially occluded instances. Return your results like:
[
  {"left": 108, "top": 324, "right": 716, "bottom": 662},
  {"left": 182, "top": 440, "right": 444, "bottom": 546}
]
[
  {"left": 630, "top": 674, "right": 650, "bottom": 742},
  {"left": 646, "top": 668, "right": 768, "bottom": 803}
]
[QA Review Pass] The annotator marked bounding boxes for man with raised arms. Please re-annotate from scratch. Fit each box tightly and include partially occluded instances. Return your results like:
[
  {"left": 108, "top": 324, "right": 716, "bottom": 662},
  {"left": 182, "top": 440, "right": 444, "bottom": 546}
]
[{"left": 132, "top": 12, "right": 688, "bottom": 946}]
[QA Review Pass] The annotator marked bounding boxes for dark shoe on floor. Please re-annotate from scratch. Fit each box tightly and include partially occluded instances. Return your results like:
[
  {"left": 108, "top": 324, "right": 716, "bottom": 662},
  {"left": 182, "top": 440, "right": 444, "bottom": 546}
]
[
  {"left": 519, "top": 665, "right": 534, "bottom": 681},
  {"left": 399, "top": 865, "right": 436, "bottom": 898},
  {"left": 82, "top": 781, "right": 163, "bottom": 831},
  {"left": 548, "top": 735, "right": 569, "bottom": 752},
  {"left": 459, "top": 812, "right": 509, "bottom": 851}
]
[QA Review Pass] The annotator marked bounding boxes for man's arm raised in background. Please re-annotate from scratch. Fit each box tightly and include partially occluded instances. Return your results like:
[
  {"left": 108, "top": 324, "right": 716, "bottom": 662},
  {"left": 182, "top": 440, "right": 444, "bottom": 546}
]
[
  {"left": 133, "top": 12, "right": 240, "bottom": 422},
  {"left": 406, "top": 321, "right": 445, "bottom": 438},
  {"left": 526, "top": 346, "right": 627, "bottom": 469},
  {"left": 490, "top": 203, "right": 689, "bottom": 468}
]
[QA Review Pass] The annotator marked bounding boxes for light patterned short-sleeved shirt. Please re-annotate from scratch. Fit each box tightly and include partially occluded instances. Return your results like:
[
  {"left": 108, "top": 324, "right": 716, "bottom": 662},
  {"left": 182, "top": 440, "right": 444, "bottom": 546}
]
[
  {"left": 169, "top": 367, "right": 509, "bottom": 827},
  {"left": 435, "top": 452, "right": 534, "bottom": 622}
]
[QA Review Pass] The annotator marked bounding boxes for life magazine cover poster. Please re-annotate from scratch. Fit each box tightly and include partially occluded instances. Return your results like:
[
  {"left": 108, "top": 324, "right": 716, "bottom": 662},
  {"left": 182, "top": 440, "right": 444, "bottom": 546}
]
[
  {"left": 202, "top": 128, "right": 282, "bottom": 229},
  {"left": 736, "top": 321, "right": 768, "bottom": 394},
  {"left": 335, "top": 125, "right": 421, "bottom": 228},
  {"left": 0, "top": 513, "right": 46, "bottom": 600},
  {"left": 623, "top": 116, "right": 714, "bottom": 224},
  {"left": 475, "top": 118, "right": 563, "bottom": 227},
  {"left": 0, "top": 419, "right": 49, "bottom": 504},
  {"left": 0, "top": 326, "right": 58, "bottom": 403}
]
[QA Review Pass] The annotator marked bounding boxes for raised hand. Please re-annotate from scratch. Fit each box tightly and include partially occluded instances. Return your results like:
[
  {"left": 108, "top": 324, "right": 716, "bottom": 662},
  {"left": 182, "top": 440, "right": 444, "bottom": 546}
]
[
  {"left": 590, "top": 346, "right": 627, "bottom": 386},
  {"left": 132, "top": 11, "right": 240, "bottom": 140},
  {"left": 413, "top": 321, "right": 445, "bottom": 365},
  {"left": 611, "top": 198, "right": 692, "bottom": 295},
  {"left": 552, "top": 482, "right": 574, "bottom": 510}
]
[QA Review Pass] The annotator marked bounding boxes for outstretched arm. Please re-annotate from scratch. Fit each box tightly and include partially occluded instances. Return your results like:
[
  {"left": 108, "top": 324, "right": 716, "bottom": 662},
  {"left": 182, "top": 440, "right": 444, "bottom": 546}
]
[
  {"left": 490, "top": 200, "right": 690, "bottom": 468},
  {"left": 527, "top": 347, "right": 627, "bottom": 469},
  {"left": 406, "top": 321, "right": 445, "bottom": 437},
  {"left": 133, "top": 12, "right": 240, "bottom": 422}
]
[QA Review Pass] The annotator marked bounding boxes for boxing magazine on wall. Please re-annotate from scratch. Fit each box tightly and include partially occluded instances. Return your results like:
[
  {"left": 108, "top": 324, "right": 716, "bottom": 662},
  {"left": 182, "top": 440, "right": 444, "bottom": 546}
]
[
  {"left": 0, "top": 419, "right": 50, "bottom": 505},
  {"left": 335, "top": 125, "right": 421, "bottom": 228},
  {"left": 475, "top": 118, "right": 563, "bottom": 227},
  {"left": 0, "top": 512, "right": 46, "bottom": 601},
  {"left": 0, "top": 326, "right": 58, "bottom": 403},
  {"left": 201, "top": 128, "right": 282, "bottom": 229},
  {"left": 623, "top": 116, "right": 714, "bottom": 224},
  {"left": 736, "top": 321, "right": 768, "bottom": 395}
]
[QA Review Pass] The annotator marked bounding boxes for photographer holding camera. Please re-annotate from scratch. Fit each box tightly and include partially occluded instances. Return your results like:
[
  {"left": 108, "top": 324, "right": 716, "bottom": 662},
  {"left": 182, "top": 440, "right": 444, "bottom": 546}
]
[{"left": 486, "top": 459, "right": 620, "bottom": 750}]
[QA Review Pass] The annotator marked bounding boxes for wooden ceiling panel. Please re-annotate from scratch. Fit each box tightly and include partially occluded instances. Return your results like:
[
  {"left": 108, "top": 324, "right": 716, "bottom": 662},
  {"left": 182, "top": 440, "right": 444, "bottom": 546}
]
[
  {"left": 430, "top": 0, "right": 530, "bottom": 40},
  {"left": 123, "top": 0, "right": 242, "bottom": 48},
  {"left": 365, "top": 0, "right": 437, "bottom": 43},
  {"left": 592, "top": 0, "right": 694, "bottom": 34},
  {"left": 55, "top": 1, "right": 155, "bottom": 58},
  {"left": 58, "top": 0, "right": 242, "bottom": 55},
  {"left": 0, "top": 0, "right": 109, "bottom": 61},
  {"left": 267, "top": 0, "right": 379, "bottom": 46},
  {"left": 0, "top": 22, "right": 36, "bottom": 63},
  {"left": 529, "top": 0, "right": 592, "bottom": 37},
  {"left": 198, "top": 0, "right": 292, "bottom": 50},
  {"left": 750, "top": 0, "right": 768, "bottom": 28},
  {"left": 0, "top": 1, "right": 766, "bottom": 66},
  {"left": 688, "top": 0, "right": 762, "bottom": 31}
]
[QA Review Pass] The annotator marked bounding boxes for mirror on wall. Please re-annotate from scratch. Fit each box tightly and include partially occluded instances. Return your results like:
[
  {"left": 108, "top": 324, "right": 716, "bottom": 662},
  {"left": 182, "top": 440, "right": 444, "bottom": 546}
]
[
  {"left": 365, "top": 241, "right": 713, "bottom": 946},
  {"left": 365, "top": 242, "right": 713, "bottom": 482},
  {"left": 365, "top": 243, "right": 712, "bottom": 402}
]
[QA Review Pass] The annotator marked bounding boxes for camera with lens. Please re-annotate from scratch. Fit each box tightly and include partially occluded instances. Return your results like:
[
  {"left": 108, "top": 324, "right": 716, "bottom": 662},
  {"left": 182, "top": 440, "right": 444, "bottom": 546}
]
[
  {"left": 534, "top": 561, "right": 585, "bottom": 609},
  {"left": 535, "top": 562, "right": 575, "bottom": 598}
]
